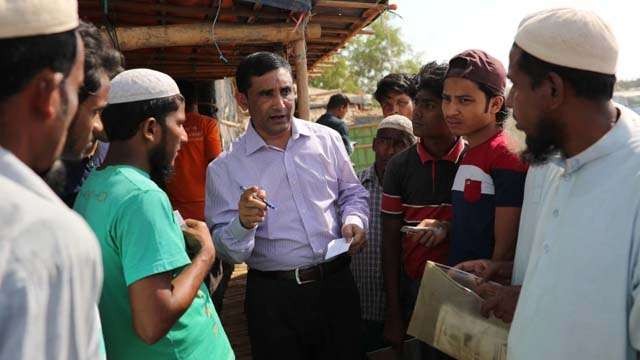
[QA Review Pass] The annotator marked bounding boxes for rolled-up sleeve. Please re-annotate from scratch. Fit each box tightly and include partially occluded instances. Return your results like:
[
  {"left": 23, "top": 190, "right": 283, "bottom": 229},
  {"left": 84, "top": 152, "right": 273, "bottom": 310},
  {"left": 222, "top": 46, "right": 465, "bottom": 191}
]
[{"left": 205, "top": 158, "right": 256, "bottom": 264}]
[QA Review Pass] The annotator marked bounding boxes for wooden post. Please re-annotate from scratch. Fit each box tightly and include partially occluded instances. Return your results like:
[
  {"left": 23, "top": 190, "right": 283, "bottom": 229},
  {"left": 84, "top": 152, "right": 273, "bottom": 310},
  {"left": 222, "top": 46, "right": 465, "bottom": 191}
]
[
  {"left": 294, "top": 35, "right": 310, "bottom": 121},
  {"left": 103, "top": 23, "right": 321, "bottom": 51}
]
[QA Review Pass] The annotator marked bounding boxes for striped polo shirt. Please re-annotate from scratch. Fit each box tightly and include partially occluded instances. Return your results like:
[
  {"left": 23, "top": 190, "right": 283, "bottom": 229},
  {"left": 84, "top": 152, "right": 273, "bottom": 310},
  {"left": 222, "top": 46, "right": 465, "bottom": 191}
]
[
  {"left": 449, "top": 130, "right": 528, "bottom": 266},
  {"left": 382, "top": 138, "right": 466, "bottom": 279}
]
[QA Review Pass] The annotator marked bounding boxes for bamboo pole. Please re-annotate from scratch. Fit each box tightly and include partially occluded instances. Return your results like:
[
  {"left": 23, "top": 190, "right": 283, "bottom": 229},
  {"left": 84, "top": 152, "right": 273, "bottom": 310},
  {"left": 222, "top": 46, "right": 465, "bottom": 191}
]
[
  {"left": 124, "top": 54, "right": 246, "bottom": 62},
  {"left": 294, "top": 36, "right": 310, "bottom": 121},
  {"left": 308, "top": 36, "right": 344, "bottom": 44},
  {"left": 102, "top": 23, "right": 321, "bottom": 51},
  {"left": 310, "top": 14, "right": 361, "bottom": 24}
]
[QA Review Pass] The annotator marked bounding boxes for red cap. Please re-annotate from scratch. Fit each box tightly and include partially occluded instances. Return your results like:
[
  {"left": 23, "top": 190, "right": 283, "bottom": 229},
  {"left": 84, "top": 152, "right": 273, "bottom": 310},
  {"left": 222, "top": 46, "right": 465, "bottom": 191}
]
[{"left": 445, "top": 49, "right": 506, "bottom": 95}]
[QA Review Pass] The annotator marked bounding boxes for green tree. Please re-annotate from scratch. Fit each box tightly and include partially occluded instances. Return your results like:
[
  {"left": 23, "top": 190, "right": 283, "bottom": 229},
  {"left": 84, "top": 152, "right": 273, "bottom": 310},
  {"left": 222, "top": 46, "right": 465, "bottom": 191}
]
[
  {"left": 311, "top": 13, "right": 421, "bottom": 93},
  {"left": 309, "top": 56, "right": 360, "bottom": 93}
]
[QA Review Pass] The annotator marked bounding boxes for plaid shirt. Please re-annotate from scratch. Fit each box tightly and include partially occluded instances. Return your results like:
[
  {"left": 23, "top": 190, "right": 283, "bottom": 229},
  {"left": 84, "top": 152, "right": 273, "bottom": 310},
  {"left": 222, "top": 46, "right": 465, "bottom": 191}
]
[{"left": 351, "top": 165, "right": 385, "bottom": 321}]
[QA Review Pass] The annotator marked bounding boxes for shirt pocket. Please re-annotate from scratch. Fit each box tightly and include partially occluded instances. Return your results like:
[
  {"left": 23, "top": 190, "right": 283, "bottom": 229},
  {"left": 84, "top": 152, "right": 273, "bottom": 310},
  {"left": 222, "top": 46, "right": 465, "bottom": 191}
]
[
  {"left": 463, "top": 179, "right": 482, "bottom": 203},
  {"left": 294, "top": 137, "right": 335, "bottom": 202},
  {"left": 297, "top": 155, "right": 332, "bottom": 201}
]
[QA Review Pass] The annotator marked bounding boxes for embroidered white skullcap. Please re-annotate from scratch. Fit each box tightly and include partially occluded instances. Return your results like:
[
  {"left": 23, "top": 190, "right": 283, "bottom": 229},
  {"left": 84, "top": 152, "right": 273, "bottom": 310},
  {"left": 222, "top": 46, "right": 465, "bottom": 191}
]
[
  {"left": 0, "top": 0, "right": 79, "bottom": 39},
  {"left": 108, "top": 69, "right": 180, "bottom": 104},
  {"left": 515, "top": 8, "right": 618, "bottom": 75},
  {"left": 377, "top": 114, "right": 414, "bottom": 137}
]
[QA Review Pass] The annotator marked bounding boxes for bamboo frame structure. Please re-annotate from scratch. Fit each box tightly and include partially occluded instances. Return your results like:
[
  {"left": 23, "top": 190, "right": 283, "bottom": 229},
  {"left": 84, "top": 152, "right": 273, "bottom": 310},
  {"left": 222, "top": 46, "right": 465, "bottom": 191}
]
[{"left": 83, "top": 0, "right": 388, "bottom": 118}]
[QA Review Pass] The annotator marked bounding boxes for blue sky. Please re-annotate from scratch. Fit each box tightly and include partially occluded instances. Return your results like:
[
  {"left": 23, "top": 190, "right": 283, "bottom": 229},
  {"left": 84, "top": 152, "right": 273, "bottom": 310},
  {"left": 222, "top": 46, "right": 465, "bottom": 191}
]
[{"left": 391, "top": 0, "right": 640, "bottom": 80}]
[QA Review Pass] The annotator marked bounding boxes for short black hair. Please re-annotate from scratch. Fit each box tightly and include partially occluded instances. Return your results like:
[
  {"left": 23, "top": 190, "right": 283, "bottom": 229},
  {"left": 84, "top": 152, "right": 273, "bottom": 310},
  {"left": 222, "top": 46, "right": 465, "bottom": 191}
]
[
  {"left": 101, "top": 94, "right": 184, "bottom": 141},
  {"left": 414, "top": 62, "right": 448, "bottom": 99},
  {"left": 176, "top": 80, "right": 197, "bottom": 107},
  {"left": 327, "top": 93, "right": 351, "bottom": 110},
  {"left": 374, "top": 73, "right": 415, "bottom": 103},
  {"left": 78, "top": 21, "right": 124, "bottom": 103},
  {"left": 515, "top": 44, "right": 616, "bottom": 101},
  {"left": 0, "top": 29, "right": 77, "bottom": 103},
  {"left": 476, "top": 82, "right": 509, "bottom": 125},
  {"left": 236, "top": 52, "right": 292, "bottom": 94}
]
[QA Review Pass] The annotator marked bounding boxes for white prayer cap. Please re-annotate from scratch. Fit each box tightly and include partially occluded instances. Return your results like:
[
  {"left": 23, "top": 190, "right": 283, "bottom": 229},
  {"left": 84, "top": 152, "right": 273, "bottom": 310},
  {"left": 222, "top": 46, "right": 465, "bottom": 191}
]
[
  {"left": 108, "top": 69, "right": 180, "bottom": 105},
  {"left": 378, "top": 114, "right": 414, "bottom": 137},
  {"left": 515, "top": 8, "right": 618, "bottom": 75},
  {"left": 0, "top": 0, "right": 79, "bottom": 39}
]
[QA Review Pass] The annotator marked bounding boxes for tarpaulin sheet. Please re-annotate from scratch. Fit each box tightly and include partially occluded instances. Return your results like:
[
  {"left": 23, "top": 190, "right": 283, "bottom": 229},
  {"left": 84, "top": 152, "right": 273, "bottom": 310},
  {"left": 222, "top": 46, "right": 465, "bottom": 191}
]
[{"left": 245, "top": 0, "right": 311, "bottom": 12}]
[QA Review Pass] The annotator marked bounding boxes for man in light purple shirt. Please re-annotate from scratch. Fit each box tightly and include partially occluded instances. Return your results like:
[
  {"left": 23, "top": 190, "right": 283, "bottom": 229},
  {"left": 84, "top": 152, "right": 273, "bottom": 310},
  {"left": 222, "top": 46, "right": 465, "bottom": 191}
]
[{"left": 205, "top": 52, "right": 369, "bottom": 359}]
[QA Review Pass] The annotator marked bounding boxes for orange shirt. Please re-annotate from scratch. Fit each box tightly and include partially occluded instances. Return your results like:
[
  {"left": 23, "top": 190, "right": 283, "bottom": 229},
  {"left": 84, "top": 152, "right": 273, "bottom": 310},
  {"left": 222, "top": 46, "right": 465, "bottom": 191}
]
[{"left": 166, "top": 111, "right": 222, "bottom": 221}]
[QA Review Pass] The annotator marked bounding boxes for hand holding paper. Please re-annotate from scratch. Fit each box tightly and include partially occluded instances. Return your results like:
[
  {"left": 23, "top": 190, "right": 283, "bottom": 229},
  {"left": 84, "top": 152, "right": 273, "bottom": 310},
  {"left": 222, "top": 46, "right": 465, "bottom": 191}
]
[
  {"left": 173, "top": 210, "right": 187, "bottom": 230},
  {"left": 325, "top": 238, "right": 351, "bottom": 260},
  {"left": 341, "top": 223, "right": 366, "bottom": 255},
  {"left": 407, "top": 262, "right": 510, "bottom": 360}
]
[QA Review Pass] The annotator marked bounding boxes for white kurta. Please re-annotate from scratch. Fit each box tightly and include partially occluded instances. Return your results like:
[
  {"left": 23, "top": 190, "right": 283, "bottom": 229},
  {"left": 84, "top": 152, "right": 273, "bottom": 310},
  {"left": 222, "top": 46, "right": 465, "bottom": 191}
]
[
  {"left": 512, "top": 163, "right": 558, "bottom": 286},
  {"left": 509, "top": 106, "right": 640, "bottom": 359},
  {"left": 0, "top": 147, "right": 103, "bottom": 360}
]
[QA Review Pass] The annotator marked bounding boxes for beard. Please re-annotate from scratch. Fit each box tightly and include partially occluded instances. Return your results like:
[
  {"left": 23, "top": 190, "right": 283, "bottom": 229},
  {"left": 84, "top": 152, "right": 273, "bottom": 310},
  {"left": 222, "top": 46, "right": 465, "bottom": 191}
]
[
  {"left": 521, "top": 115, "right": 565, "bottom": 165},
  {"left": 42, "top": 159, "right": 67, "bottom": 196},
  {"left": 60, "top": 79, "right": 83, "bottom": 161},
  {"left": 148, "top": 139, "right": 174, "bottom": 190}
]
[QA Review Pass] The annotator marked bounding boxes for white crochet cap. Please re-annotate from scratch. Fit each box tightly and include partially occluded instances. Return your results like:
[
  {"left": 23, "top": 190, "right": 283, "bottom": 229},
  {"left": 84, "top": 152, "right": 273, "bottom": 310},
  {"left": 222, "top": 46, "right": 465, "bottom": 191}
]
[
  {"left": 0, "top": 0, "right": 79, "bottom": 39},
  {"left": 515, "top": 8, "right": 618, "bottom": 75},
  {"left": 378, "top": 114, "right": 414, "bottom": 136},
  {"left": 108, "top": 68, "right": 180, "bottom": 104}
]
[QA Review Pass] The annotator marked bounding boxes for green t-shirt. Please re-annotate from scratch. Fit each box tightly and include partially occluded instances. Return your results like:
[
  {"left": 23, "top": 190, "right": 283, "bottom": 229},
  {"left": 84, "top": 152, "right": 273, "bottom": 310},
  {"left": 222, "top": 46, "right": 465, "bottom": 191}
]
[{"left": 74, "top": 165, "right": 234, "bottom": 360}]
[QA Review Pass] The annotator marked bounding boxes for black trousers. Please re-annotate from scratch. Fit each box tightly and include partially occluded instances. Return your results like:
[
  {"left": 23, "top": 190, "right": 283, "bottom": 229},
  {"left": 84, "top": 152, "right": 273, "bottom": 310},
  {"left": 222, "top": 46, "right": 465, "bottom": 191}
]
[{"left": 246, "top": 265, "right": 362, "bottom": 360}]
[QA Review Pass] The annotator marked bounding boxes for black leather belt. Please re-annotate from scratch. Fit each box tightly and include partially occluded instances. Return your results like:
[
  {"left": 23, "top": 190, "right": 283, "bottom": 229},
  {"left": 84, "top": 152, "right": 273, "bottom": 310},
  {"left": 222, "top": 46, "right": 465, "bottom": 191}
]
[{"left": 249, "top": 255, "right": 351, "bottom": 285}]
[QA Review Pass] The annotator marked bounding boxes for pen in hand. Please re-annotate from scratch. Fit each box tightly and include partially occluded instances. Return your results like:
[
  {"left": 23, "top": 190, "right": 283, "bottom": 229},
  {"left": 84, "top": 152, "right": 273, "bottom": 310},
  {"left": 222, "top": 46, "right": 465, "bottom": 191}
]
[{"left": 240, "top": 185, "right": 277, "bottom": 210}]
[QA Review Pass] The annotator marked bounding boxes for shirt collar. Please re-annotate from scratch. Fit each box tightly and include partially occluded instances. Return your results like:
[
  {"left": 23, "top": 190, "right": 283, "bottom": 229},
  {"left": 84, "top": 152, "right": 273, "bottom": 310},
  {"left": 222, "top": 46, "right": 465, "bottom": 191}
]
[
  {"left": 0, "top": 146, "right": 64, "bottom": 205},
  {"left": 361, "top": 165, "right": 384, "bottom": 190},
  {"left": 320, "top": 112, "right": 339, "bottom": 121},
  {"left": 102, "top": 164, "right": 151, "bottom": 179},
  {"left": 360, "top": 165, "right": 378, "bottom": 183},
  {"left": 551, "top": 106, "right": 637, "bottom": 174},
  {"left": 244, "top": 117, "right": 310, "bottom": 155},
  {"left": 416, "top": 137, "right": 466, "bottom": 164}
]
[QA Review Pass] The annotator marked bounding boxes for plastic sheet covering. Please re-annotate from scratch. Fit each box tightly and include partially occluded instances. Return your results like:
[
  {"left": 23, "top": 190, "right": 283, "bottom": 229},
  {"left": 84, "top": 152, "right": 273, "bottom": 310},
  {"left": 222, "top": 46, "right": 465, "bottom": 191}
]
[
  {"left": 408, "top": 262, "right": 510, "bottom": 360},
  {"left": 244, "top": 0, "right": 312, "bottom": 12}
]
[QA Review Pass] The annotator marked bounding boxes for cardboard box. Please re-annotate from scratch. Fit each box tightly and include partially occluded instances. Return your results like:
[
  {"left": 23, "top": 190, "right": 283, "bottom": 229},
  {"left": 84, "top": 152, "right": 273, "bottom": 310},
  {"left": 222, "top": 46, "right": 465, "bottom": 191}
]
[{"left": 407, "top": 262, "right": 510, "bottom": 360}]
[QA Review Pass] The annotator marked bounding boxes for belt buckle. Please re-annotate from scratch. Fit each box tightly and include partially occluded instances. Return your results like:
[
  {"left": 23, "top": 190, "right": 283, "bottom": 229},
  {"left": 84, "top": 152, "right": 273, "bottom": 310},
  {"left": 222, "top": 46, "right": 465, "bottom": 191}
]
[{"left": 294, "top": 267, "right": 315, "bottom": 285}]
